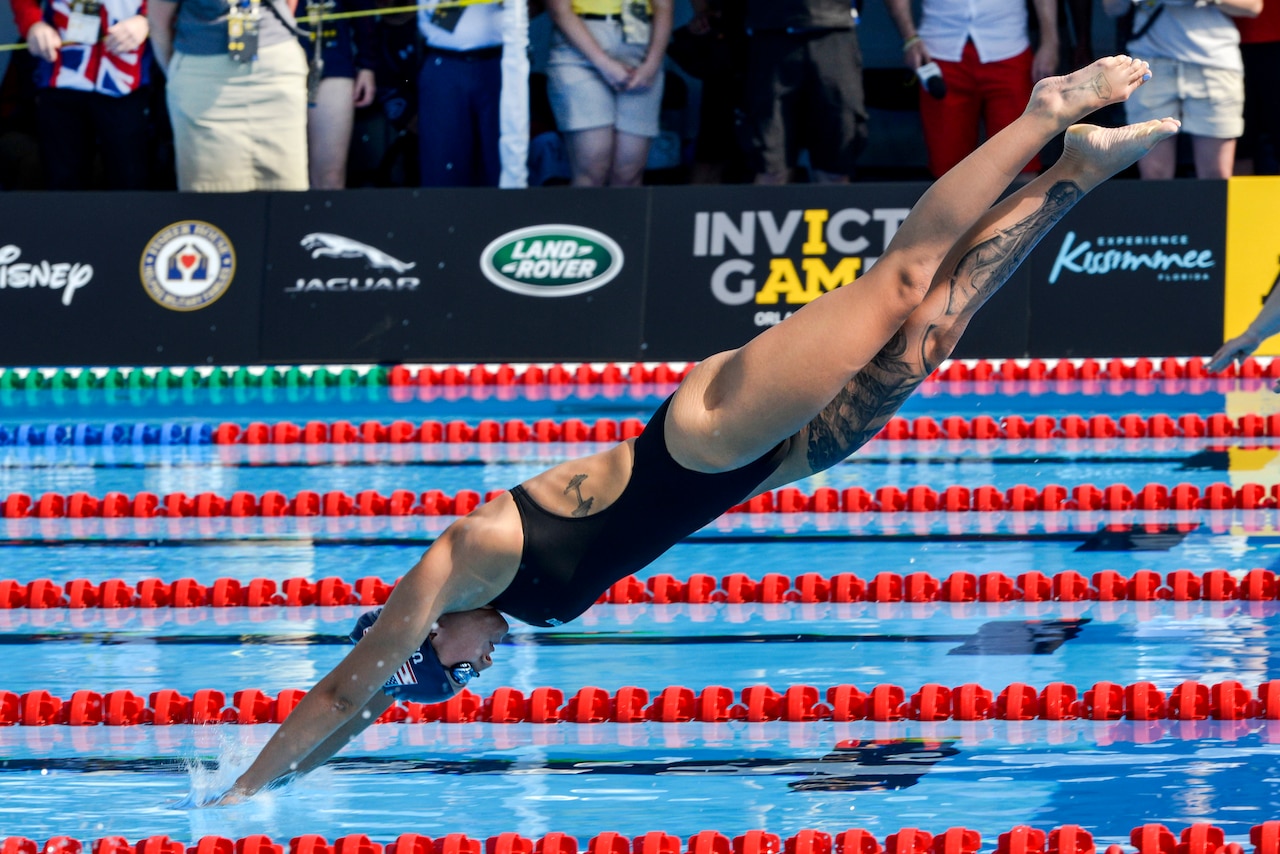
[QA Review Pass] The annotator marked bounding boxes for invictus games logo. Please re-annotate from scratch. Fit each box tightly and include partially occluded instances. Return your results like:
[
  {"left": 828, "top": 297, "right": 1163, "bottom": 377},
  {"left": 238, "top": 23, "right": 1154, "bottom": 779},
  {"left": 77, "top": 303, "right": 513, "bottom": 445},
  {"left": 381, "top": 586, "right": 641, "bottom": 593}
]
[
  {"left": 480, "top": 225, "right": 623, "bottom": 297},
  {"left": 140, "top": 221, "right": 235, "bottom": 311},
  {"left": 693, "top": 206, "right": 910, "bottom": 326}
]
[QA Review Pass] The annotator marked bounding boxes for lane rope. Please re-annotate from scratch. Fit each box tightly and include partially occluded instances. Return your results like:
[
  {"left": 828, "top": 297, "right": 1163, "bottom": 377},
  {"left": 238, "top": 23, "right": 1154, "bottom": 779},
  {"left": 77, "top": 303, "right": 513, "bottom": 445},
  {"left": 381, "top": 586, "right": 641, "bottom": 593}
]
[
  {"left": 4, "top": 823, "right": 1278, "bottom": 854},
  {"left": 5, "top": 412, "right": 1279, "bottom": 446},
  {"left": 1, "top": 568, "right": 1277, "bottom": 609},
  {"left": 0, "top": 356, "right": 1272, "bottom": 392},
  {"left": 4, "top": 680, "right": 1280, "bottom": 725},
  {"left": 1, "top": 482, "right": 1276, "bottom": 519}
]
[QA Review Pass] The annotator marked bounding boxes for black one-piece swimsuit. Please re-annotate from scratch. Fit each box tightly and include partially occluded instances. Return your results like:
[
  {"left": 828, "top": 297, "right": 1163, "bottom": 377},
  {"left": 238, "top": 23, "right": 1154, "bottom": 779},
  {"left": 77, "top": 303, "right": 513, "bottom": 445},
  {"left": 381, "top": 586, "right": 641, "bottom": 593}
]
[{"left": 489, "top": 395, "right": 787, "bottom": 627}]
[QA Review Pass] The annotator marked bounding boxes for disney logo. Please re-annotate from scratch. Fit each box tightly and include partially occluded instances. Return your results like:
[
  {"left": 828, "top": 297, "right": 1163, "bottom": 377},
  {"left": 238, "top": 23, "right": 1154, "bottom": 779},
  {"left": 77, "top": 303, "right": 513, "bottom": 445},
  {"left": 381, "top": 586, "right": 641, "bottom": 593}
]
[{"left": 0, "top": 244, "right": 94, "bottom": 306}]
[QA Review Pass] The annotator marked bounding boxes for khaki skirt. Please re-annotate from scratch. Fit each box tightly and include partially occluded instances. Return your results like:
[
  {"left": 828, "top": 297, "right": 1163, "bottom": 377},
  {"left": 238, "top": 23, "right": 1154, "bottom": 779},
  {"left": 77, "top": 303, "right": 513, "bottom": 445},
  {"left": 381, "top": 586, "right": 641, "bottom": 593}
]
[{"left": 167, "top": 39, "right": 310, "bottom": 191}]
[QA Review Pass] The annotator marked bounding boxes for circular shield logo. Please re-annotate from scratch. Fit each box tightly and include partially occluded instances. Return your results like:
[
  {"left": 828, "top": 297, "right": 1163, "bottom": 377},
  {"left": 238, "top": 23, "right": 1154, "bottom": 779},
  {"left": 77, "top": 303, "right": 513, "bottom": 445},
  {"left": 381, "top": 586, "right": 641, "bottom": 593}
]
[
  {"left": 480, "top": 224, "right": 623, "bottom": 297},
  {"left": 140, "top": 221, "right": 235, "bottom": 311}
]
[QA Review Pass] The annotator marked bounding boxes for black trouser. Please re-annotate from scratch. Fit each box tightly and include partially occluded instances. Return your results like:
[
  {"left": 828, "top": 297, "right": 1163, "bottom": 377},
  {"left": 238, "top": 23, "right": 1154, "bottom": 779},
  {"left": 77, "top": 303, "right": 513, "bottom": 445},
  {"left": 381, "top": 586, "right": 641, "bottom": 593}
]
[
  {"left": 35, "top": 86, "right": 151, "bottom": 190},
  {"left": 1241, "top": 41, "right": 1280, "bottom": 174}
]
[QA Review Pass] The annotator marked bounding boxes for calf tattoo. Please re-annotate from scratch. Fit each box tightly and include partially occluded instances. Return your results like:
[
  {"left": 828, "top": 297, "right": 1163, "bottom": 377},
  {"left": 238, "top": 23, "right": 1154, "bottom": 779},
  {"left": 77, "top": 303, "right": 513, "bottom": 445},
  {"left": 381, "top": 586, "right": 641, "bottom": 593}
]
[
  {"left": 564, "top": 474, "right": 594, "bottom": 517},
  {"left": 805, "top": 180, "right": 1083, "bottom": 475},
  {"left": 941, "top": 181, "right": 1082, "bottom": 323}
]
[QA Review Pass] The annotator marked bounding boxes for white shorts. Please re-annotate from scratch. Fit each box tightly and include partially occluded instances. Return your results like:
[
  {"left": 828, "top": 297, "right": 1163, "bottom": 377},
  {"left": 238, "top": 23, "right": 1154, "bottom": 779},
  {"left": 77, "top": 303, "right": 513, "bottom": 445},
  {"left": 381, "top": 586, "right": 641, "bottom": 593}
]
[
  {"left": 546, "top": 17, "right": 664, "bottom": 138},
  {"left": 1124, "top": 56, "right": 1244, "bottom": 139}
]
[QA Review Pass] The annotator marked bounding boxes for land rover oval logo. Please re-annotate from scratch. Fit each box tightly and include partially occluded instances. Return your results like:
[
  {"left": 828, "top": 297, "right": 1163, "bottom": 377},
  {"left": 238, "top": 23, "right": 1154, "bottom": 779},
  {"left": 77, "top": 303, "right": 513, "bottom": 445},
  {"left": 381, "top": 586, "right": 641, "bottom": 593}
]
[{"left": 480, "top": 225, "right": 623, "bottom": 297}]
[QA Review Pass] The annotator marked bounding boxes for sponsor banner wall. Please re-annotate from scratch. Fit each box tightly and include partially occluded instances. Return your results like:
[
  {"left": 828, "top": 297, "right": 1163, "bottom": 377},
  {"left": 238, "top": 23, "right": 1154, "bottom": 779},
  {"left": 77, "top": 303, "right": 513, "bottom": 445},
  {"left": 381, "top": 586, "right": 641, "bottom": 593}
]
[
  {"left": 1224, "top": 177, "right": 1280, "bottom": 357},
  {"left": 0, "top": 193, "right": 266, "bottom": 366},
  {"left": 0, "top": 183, "right": 1234, "bottom": 366},
  {"left": 641, "top": 184, "right": 1035, "bottom": 361},
  {"left": 260, "top": 188, "right": 648, "bottom": 363},
  {"left": 1024, "top": 180, "right": 1226, "bottom": 357}
]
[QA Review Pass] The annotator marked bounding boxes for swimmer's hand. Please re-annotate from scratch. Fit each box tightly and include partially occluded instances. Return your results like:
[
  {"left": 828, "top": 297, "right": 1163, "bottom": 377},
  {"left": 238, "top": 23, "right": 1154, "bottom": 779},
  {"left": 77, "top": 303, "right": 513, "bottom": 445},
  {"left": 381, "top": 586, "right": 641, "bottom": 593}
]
[
  {"left": 1208, "top": 332, "right": 1263, "bottom": 375},
  {"left": 207, "top": 787, "right": 252, "bottom": 806},
  {"left": 166, "top": 785, "right": 252, "bottom": 809}
]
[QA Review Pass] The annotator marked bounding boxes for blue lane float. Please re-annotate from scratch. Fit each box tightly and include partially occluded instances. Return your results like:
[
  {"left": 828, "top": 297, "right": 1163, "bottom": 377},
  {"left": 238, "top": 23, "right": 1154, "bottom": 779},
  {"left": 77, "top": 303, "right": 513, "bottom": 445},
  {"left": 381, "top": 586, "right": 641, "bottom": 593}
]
[{"left": 0, "top": 423, "right": 212, "bottom": 446}]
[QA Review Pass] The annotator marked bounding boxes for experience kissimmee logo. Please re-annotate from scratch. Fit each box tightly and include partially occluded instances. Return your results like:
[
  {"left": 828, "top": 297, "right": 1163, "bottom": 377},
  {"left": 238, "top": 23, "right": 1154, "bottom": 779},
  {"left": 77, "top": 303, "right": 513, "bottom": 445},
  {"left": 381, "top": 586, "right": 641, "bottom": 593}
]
[
  {"left": 692, "top": 205, "right": 910, "bottom": 327},
  {"left": 1048, "top": 231, "right": 1216, "bottom": 284},
  {"left": 480, "top": 225, "right": 623, "bottom": 297}
]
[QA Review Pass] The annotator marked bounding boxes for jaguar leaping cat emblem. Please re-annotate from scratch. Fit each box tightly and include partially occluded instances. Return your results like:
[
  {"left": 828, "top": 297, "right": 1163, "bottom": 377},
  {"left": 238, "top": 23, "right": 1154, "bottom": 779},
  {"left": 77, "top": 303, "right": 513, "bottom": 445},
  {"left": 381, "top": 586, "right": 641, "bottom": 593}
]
[{"left": 300, "top": 233, "right": 416, "bottom": 273}]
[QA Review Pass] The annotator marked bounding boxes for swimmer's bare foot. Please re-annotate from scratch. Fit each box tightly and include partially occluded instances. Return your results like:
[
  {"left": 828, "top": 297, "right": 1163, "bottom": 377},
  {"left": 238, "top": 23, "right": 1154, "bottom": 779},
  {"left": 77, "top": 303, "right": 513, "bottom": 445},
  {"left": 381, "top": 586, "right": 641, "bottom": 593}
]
[
  {"left": 1057, "top": 118, "right": 1182, "bottom": 190},
  {"left": 1027, "top": 56, "right": 1152, "bottom": 129}
]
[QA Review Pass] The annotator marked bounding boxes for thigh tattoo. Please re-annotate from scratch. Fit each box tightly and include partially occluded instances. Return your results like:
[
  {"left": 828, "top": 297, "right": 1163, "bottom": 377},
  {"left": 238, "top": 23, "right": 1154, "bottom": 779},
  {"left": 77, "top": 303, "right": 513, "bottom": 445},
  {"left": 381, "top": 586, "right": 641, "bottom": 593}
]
[{"left": 804, "top": 329, "right": 924, "bottom": 473}]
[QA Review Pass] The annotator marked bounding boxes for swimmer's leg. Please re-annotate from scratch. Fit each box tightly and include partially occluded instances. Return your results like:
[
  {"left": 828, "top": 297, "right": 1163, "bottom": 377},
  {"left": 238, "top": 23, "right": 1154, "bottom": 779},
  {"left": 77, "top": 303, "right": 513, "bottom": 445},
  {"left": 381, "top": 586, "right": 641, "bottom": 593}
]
[
  {"left": 669, "top": 57, "right": 1152, "bottom": 472},
  {"left": 764, "top": 119, "right": 1181, "bottom": 482}
]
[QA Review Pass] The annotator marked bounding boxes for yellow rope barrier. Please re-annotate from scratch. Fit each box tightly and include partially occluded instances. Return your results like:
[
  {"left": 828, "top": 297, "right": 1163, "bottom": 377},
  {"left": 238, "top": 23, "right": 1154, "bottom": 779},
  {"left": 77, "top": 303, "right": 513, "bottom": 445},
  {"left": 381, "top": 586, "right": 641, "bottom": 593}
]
[{"left": 0, "top": 0, "right": 499, "bottom": 52}]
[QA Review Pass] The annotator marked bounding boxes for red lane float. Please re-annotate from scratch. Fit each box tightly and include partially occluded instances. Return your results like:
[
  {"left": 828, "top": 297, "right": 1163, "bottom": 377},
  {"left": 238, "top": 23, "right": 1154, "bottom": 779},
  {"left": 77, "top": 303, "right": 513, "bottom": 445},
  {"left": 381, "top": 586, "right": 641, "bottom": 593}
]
[
  {"left": 199, "top": 412, "right": 1280, "bottom": 444},
  {"left": 1, "top": 483, "right": 1271, "bottom": 520},
  {"left": 389, "top": 362, "right": 695, "bottom": 387},
  {"left": 1, "top": 568, "right": 1275, "bottom": 610},
  {"left": 376, "top": 356, "right": 1274, "bottom": 386},
  {"left": 4, "top": 823, "right": 1278, "bottom": 854},
  {"left": 3, "top": 680, "right": 1280, "bottom": 725}
]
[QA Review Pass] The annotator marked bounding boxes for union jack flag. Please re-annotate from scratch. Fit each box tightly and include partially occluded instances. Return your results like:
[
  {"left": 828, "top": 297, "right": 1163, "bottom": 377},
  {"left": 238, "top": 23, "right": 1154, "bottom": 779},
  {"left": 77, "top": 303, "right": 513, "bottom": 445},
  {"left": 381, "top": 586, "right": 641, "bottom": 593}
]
[{"left": 36, "top": 0, "right": 150, "bottom": 94}]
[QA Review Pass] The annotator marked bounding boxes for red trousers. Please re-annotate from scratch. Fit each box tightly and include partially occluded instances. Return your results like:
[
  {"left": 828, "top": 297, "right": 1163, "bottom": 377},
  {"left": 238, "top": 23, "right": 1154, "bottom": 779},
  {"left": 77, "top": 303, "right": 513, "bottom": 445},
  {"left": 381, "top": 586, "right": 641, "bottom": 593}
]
[{"left": 919, "top": 41, "right": 1038, "bottom": 177}]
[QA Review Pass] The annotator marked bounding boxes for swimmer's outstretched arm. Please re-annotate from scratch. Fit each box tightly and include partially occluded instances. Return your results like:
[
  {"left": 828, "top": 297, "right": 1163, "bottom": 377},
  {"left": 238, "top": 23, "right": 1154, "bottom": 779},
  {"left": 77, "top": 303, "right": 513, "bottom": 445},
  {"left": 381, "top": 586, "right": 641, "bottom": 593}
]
[
  {"left": 1209, "top": 269, "right": 1280, "bottom": 373},
  {"left": 277, "top": 693, "right": 396, "bottom": 784},
  {"left": 212, "top": 512, "right": 520, "bottom": 804}
]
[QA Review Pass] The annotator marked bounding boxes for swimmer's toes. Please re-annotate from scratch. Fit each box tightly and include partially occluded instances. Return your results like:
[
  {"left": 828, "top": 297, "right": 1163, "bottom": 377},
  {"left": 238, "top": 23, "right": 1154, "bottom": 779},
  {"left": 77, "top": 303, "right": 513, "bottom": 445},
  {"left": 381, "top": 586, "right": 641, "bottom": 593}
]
[
  {"left": 1031, "top": 55, "right": 1153, "bottom": 126},
  {"left": 1061, "top": 119, "right": 1180, "bottom": 185}
]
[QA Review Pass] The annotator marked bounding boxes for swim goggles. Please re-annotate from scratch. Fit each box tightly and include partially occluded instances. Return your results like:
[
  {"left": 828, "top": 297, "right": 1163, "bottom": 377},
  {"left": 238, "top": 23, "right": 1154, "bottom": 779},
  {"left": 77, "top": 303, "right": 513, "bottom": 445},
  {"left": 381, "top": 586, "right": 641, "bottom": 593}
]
[{"left": 448, "top": 661, "right": 479, "bottom": 686}]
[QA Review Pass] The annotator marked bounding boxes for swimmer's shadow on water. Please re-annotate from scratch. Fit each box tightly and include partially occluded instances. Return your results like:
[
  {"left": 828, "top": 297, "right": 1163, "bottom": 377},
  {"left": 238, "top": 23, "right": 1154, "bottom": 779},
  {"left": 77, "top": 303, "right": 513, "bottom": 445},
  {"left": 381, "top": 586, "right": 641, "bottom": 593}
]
[
  {"left": 947, "top": 618, "right": 1088, "bottom": 655},
  {"left": 2, "top": 740, "right": 959, "bottom": 800},
  {"left": 326, "top": 738, "right": 960, "bottom": 793}
]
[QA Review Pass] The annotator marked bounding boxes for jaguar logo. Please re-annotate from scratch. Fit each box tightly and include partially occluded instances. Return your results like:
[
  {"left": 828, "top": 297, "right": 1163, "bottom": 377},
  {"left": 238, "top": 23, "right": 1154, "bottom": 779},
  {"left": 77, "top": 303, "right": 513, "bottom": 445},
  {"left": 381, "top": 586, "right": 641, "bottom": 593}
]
[{"left": 300, "top": 233, "right": 416, "bottom": 273}]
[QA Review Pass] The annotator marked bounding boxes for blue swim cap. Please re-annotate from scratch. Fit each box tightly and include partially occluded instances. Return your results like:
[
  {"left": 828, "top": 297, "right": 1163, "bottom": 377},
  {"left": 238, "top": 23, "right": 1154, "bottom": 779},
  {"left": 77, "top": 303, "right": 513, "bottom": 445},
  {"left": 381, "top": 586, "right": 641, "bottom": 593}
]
[{"left": 349, "top": 609, "right": 459, "bottom": 703}]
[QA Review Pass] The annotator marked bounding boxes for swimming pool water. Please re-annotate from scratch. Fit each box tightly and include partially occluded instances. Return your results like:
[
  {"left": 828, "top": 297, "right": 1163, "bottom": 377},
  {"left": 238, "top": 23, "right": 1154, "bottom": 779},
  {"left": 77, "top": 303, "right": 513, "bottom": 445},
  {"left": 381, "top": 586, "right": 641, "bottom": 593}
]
[{"left": 3, "top": 373, "right": 1280, "bottom": 846}]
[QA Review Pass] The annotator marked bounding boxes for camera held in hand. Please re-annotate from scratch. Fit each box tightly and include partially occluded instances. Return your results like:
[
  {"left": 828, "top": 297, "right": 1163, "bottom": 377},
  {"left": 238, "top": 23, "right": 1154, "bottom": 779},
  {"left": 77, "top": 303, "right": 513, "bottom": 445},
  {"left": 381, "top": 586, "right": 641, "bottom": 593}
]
[{"left": 916, "top": 61, "right": 947, "bottom": 98}]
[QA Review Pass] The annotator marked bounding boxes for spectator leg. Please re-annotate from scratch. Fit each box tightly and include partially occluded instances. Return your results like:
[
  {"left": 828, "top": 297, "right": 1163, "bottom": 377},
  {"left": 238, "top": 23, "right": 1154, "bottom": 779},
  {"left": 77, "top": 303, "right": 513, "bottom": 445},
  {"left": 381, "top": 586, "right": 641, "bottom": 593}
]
[
  {"left": 92, "top": 88, "right": 152, "bottom": 190},
  {"left": 564, "top": 126, "right": 615, "bottom": 186},
  {"left": 1247, "top": 43, "right": 1280, "bottom": 173},
  {"left": 744, "top": 31, "right": 796, "bottom": 184},
  {"left": 919, "top": 48, "right": 982, "bottom": 178},
  {"left": 474, "top": 55, "right": 502, "bottom": 187},
  {"left": 35, "top": 88, "right": 97, "bottom": 190},
  {"left": 1135, "top": 134, "right": 1177, "bottom": 179},
  {"left": 308, "top": 76, "right": 357, "bottom": 190},
  {"left": 980, "top": 48, "right": 1039, "bottom": 172},
  {"left": 1191, "top": 134, "right": 1235, "bottom": 179},
  {"left": 810, "top": 168, "right": 849, "bottom": 184},
  {"left": 802, "top": 27, "right": 864, "bottom": 182},
  {"left": 608, "top": 131, "right": 650, "bottom": 187},
  {"left": 419, "top": 53, "right": 477, "bottom": 187}
]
